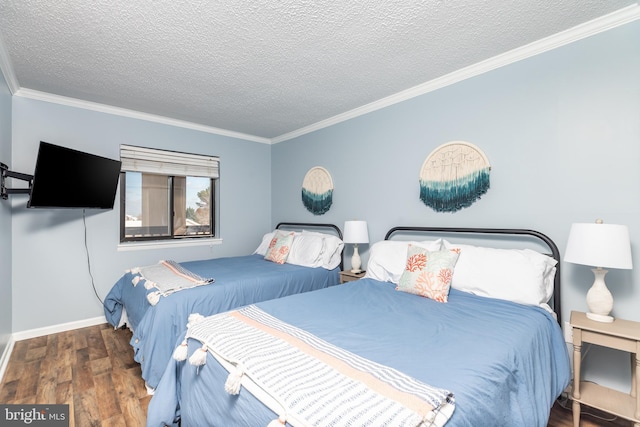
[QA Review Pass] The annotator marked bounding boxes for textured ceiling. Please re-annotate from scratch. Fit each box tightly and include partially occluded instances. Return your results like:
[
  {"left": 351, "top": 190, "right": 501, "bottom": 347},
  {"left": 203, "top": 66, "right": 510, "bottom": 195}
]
[{"left": 0, "top": 1, "right": 637, "bottom": 141}]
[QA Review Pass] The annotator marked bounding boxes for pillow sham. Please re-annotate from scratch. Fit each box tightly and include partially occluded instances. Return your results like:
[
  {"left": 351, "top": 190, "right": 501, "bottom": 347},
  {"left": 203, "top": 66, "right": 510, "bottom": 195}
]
[
  {"left": 301, "top": 230, "right": 344, "bottom": 270},
  {"left": 442, "top": 240, "right": 557, "bottom": 306},
  {"left": 364, "top": 239, "right": 443, "bottom": 283},
  {"left": 286, "top": 234, "right": 326, "bottom": 268},
  {"left": 396, "top": 245, "right": 460, "bottom": 302},
  {"left": 264, "top": 231, "right": 295, "bottom": 264}
]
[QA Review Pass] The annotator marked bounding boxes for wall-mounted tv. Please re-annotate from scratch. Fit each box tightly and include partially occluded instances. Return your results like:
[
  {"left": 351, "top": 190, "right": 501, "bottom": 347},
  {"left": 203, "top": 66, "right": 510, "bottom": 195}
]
[{"left": 28, "top": 141, "right": 122, "bottom": 209}]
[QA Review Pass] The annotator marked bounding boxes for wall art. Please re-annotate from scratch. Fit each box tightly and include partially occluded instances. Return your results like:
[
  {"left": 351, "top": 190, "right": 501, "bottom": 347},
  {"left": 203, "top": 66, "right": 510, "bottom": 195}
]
[
  {"left": 419, "top": 141, "right": 490, "bottom": 213},
  {"left": 301, "top": 166, "right": 333, "bottom": 215}
]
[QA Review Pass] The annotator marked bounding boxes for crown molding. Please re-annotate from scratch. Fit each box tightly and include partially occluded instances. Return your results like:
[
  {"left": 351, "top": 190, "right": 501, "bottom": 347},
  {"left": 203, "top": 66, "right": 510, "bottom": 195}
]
[
  {"left": 3, "top": 4, "right": 639, "bottom": 145},
  {"left": 271, "top": 4, "right": 640, "bottom": 144},
  {"left": 0, "top": 33, "right": 20, "bottom": 94},
  {"left": 13, "top": 88, "right": 271, "bottom": 144}
]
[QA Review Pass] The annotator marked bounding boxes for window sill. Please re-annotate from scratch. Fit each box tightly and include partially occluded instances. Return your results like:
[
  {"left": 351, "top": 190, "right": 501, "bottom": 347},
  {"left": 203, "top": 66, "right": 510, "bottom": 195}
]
[{"left": 117, "top": 237, "right": 223, "bottom": 251}]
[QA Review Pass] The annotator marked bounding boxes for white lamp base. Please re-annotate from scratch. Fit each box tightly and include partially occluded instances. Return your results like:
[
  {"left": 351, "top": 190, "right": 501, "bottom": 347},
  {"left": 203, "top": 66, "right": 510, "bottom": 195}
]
[
  {"left": 351, "top": 244, "right": 362, "bottom": 273},
  {"left": 585, "top": 267, "right": 614, "bottom": 323},
  {"left": 586, "top": 312, "right": 614, "bottom": 323}
]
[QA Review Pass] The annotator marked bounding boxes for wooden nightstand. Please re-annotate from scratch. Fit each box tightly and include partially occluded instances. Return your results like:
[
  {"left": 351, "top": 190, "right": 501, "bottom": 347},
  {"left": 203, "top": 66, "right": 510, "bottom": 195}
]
[
  {"left": 570, "top": 310, "right": 640, "bottom": 427},
  {"left": 339, "top": 270, "right": 366, "bottom": 284}
]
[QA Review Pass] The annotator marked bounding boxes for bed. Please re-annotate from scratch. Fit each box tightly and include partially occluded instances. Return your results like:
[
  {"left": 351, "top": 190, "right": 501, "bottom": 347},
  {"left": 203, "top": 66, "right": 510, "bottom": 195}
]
[
  {"left": 146, "top": 226, "right": 572, "bottom": 427},
  {"left": 103, "top": 222, "right": 344, "bottom": 390}
]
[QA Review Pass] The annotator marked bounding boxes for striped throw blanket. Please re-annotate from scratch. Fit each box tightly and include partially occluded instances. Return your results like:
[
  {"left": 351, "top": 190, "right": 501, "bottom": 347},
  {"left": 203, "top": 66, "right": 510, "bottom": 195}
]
[
  {"left": 176, "top": 305, "right": 455, "bottom": 427},
  {"left": 129, "top": 260, "right": 214, "bottom": 305}
]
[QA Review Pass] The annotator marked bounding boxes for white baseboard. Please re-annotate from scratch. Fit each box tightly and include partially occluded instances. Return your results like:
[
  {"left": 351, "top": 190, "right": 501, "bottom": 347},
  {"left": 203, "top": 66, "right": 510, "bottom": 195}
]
[
  {"left": 0, "top": 336, "right": 16, "bottom": 385},
  {"left": 11, "top": 316, "right": 108, "bottom": 342}
]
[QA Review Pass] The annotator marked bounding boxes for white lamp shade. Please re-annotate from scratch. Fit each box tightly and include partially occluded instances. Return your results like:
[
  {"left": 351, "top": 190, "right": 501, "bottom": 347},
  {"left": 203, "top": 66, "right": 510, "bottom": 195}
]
[
  {"left": 343, "top": 220, "right": 369, "bottom": 244},
  {"left": 564, "top": 222, "right": 632, "bottom": 270}
]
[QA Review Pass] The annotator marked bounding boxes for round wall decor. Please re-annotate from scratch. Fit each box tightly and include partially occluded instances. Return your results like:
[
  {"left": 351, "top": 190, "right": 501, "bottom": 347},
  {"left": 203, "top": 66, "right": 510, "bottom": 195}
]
[
  {"left": 301, "top": 166, "right": 334, "bottom": 215},
  {"left": 419, "top": 141, "right": 491, "bottom": 213}
]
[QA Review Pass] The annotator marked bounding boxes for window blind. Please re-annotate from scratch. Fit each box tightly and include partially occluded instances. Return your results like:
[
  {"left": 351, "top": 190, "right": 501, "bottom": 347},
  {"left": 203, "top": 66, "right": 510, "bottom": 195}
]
[{"left": 120, "top": 145, "right": 219, "bottom": 178}]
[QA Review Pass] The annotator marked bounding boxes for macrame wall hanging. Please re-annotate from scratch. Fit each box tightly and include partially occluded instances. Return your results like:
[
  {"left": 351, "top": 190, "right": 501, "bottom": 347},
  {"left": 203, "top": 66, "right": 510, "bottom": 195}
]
[
  {"left": 419, "top": 141, "right": 491, "bottom": 213},
  {"left": 301, "top": 166, "right": 333, "bottom": 215}
]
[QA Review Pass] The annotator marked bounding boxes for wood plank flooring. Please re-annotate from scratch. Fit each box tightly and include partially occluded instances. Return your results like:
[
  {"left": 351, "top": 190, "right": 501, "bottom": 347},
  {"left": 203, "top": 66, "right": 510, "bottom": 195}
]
[
  {"left": 0, "top": 324, "right": 633, "bottom": 426},
  {"left": 0, "top": 323, "right": 150, "bottom": 426}
]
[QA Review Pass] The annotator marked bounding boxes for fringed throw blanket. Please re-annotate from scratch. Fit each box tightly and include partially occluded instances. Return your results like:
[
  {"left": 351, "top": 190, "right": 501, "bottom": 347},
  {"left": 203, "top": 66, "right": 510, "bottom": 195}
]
[
  {"left": 174, "top": 306, "right": 455, "bottom": 427},
  {"left": 129, "top": 260, "right": 214, "bottom": 306}
]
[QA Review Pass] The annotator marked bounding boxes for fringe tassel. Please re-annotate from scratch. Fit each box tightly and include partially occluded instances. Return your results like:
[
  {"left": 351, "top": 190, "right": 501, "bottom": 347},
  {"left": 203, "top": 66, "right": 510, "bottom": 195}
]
[
  {"left": 267, "top": 415, "right": 286, "bottom": 427},
  {"left": 147, "top": 291, "right": 161, "bottom": 306},
  {"left": 172, "top": 339, "right": 188, "bottom": 361},
  {"left": 224, "top": 364, "right": 245, "bottom": 395},
  {"left": 132, "top": 276, "right": 141, "bottom": 286},
  {"left": 130, "top": 267, "right": 141, "bottom": 274},
  {"left": 419, "top": 168, "right": 490, "bottom": 213},
  {"left": 144, "top": 280, "right": 155, "bottom": 290},
  {"left": 187, "top": 313, "right": 205, "bottom": 328},
  {"left": 188, "top": 345, "right": 208, "bottom": 366}
]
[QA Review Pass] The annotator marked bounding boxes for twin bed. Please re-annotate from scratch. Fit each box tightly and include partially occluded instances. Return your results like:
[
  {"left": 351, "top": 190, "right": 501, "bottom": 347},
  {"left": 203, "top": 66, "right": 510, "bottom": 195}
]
[
  {"left": 103, "top": 222, "right": 344, "bottom": 390},
  {"left": 145, "top": 226, "right": 572, "bottom": 427}
]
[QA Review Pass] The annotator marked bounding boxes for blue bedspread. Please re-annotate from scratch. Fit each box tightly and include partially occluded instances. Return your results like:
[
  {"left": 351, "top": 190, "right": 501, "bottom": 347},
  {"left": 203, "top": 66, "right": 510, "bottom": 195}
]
[
  {"left": 103, "top": 254, "right": 339, "bottom": 389},
  {"left": 147, "top": 278, "right": 571, "bottom": 427}
]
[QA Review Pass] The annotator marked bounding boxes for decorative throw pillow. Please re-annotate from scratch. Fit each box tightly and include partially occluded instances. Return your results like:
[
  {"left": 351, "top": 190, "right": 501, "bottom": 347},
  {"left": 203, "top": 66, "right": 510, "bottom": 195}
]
[
  {"left": 396, "top": 245, "right": 460, "bottom": 302},
  {"left": 264, "top": 231, "right": 295, "bottom": 264}
]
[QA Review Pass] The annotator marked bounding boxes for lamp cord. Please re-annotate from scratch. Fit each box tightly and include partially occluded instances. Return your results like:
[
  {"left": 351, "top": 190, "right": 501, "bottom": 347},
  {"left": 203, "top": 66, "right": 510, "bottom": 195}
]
[{"left": 83, "top": 209, "right": 104, "bottom": 305}]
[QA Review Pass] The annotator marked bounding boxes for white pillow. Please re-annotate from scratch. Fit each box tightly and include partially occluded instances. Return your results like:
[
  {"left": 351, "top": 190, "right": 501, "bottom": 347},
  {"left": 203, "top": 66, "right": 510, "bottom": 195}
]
[
  {"left": 286, "top": 234, "right": 326, "bottom": 268},
  {"left": 364, "top": 239, "right": 443, "bottom": 283},
  {"left": 301, "top": 230, "right": 344, "bottom": 270},
  {"left": 254, "top": 231, "right": 276, "bottom": 256},
  {"left": 442, "top": 240, "right": 557, "bottom": 306}
]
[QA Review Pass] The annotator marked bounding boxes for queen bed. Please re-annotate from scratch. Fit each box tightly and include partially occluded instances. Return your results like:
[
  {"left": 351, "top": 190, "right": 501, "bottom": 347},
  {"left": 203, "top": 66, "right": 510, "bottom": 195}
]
[
  {"left": 146, "top": 226, "right": 571, "bottom": 427},
  {"left": 103, "top": 222, "right": 344, "bottom": 390}
]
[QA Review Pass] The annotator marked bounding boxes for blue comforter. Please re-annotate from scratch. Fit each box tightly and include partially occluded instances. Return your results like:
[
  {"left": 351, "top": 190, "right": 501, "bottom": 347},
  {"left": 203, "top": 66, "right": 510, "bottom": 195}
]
[
  {"left": 147, "top": 278, "right": 571, "bottom": 427},
  {"left": 103, "top": 254, "right": 339, "bottom": 389}
]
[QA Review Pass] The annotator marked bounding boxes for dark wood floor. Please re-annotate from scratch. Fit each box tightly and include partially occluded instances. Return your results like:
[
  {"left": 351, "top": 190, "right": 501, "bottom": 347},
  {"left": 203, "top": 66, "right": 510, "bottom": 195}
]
[{"left": 0, "top": 324, "right": 633, "bottom": 426}]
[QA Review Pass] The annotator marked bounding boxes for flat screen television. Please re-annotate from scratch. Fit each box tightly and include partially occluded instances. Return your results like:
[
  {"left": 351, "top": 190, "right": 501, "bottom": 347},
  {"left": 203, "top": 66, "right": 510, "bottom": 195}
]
[{"left": 28, "top": 141, "right": 122, "bottom": 209}]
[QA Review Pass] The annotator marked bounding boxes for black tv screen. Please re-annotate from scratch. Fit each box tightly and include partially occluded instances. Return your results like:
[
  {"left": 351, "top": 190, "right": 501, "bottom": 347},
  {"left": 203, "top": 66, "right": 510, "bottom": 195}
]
[{"left": 28, "top": 141, "right": 122, "bottom": 209}]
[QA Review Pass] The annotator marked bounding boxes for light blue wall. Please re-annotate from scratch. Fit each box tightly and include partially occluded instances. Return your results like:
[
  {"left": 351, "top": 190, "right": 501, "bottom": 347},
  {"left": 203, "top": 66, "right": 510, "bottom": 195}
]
[
  {"left": 10, "top": 98, "right": 271, "bottom": 331},
  {"left": 0, "top": 66, "right": 12, "bottom": 356},
  {"left": 273, "top": 21, "right": 640, "bottom": 392}
]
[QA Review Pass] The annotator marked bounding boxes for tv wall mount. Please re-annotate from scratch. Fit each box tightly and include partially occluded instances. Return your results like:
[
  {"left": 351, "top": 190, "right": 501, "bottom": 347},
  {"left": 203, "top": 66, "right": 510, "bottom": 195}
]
[{"left": 1, "top": 162, "right": 33, "bottom": 200}]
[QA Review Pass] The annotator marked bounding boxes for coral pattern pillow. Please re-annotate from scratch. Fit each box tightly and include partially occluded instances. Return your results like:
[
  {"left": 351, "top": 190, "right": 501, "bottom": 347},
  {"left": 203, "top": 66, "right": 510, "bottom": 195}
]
[
  {"left": 396, "top": 245, "right": 460, "bottom": 302},
  {"left": 264, "top": 231, "right": 295, "bottom": 264}
]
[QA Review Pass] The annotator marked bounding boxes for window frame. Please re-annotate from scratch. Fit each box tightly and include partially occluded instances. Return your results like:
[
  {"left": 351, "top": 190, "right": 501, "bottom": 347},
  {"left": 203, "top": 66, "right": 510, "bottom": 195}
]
[{"left": 119, "top": 145, "right": 219, "bottom": 243}]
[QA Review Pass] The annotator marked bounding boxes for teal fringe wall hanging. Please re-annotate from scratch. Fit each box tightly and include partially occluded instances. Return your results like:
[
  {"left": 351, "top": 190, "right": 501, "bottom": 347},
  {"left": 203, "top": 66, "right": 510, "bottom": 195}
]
[
  {"left": 419, "top": 141, "right": 491, "bottom": 213},
  {"left": 302, "top": 166, "right": 333, "bottom": 215}
]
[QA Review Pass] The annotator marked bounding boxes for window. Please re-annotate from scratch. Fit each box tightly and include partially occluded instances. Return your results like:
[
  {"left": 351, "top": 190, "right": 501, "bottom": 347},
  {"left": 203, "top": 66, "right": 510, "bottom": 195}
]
[{"left": 119, "top": 145, "right": 219, "bottom": 242}]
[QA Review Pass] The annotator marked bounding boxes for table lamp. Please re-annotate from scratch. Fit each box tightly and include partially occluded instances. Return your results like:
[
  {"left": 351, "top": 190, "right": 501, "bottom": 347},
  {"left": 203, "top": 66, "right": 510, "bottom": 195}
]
[
  {"left": 343, "top": 220, "right": 369, "bottom": 273},
  {"left": 564, "top": 219, "right": 632, "bottom": 323}
]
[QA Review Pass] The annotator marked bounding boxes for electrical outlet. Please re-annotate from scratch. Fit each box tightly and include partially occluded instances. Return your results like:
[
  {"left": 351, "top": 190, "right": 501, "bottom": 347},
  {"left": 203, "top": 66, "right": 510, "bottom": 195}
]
[{"left": 564, "top": 321, "right": 573, "bottom": 343}]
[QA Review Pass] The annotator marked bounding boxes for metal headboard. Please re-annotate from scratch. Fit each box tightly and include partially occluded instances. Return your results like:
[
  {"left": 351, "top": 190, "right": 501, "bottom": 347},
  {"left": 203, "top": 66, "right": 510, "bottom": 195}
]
[
  {"left": 384, "top": 226, "right": 562, "bottom": 325},
  {"left": 275, "top": 222, "right": 344, "bottom": 271}
]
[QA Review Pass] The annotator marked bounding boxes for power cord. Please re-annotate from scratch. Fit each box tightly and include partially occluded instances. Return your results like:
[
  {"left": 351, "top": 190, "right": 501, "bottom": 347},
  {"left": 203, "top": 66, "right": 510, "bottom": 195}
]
[
  {"left": 83, "top": 209, "right": 104, "bottom": 305},
  {"left": 557, "top": 381, "right": 619, "bottom": 423}
]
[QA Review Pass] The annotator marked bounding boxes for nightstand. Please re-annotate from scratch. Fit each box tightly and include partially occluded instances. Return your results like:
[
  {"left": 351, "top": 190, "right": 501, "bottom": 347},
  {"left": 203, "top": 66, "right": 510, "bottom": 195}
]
[
  {"left": 339, "top": 270, "right": 366, "bottom": 284},
  {"left": 570, "top": 311, "right": 640, "bottom": 427}
]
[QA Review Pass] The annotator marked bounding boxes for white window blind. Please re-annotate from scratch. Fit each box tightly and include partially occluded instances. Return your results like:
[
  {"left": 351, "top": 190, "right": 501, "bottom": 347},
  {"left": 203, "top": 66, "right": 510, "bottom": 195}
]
[{"left": 120, "top": 145, "right": 219, "bottom": 178}]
